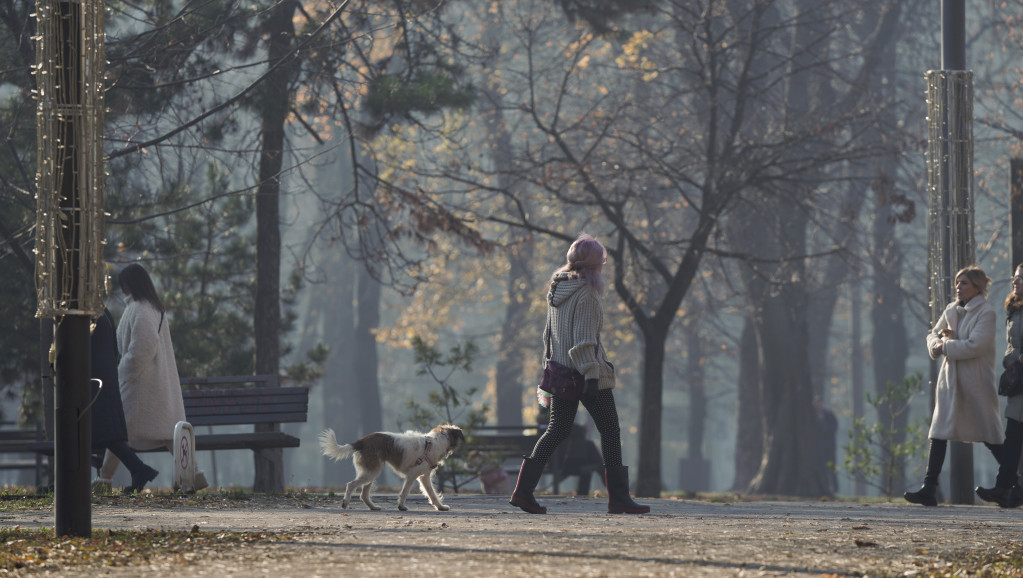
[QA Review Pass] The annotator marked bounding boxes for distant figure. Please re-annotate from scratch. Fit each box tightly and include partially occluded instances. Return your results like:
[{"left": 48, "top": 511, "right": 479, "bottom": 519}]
[
  {"left": 976, "top": 264, "right": 1023, "bottom": 508},
  {"left": 468, "top": 450, "right": 511, "bottom": 495},
  {"left": 509, "top": 234, "right": 649, "bottom": 514},
  {"left": 813, "top": 396, "right": 838, "bottom": 496},
  {"left": 90, "top": 308, "right": 159, "bottom": 494},
  {"left": 98, "top": 264, "right": 186, "bottom": 492},
  {"left": 905, "top": 265, "right": 1004, "bottom": 506}
]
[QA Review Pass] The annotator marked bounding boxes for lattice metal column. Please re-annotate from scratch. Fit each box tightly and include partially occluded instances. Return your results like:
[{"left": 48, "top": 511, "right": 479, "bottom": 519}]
[
  {"left": 34, "top": 0, "right": 106, "bottom": 538},
  {"left": 925, "top": 67, "right": 975, "bottom": 506},
  {"left": 926, "top": 70, "right": 975, "bottom": 320},
  {"left": 34, "top": 0, "right": 106, "bottom": 317}
]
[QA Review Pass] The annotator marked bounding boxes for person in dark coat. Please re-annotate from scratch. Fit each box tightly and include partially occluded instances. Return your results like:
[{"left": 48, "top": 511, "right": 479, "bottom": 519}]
[{"left": 91, "top": 308, "right": 159, "bottom": 494}]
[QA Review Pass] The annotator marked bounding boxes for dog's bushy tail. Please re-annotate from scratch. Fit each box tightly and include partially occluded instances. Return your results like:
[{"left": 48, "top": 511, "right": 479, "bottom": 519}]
[{"left": 319, "top": 428, "right": 354, "bottom": 462}]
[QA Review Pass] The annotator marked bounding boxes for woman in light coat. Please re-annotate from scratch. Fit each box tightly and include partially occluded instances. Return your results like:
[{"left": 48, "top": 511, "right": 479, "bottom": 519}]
[
  {"left": 976, "top": 264, "right": 1023, "bottom": 508},
  {"left": 98, "top": 263, "right": 186, "bottom": 492},
  {"left": 905, "top": 265, "right": 1004, "bottom": 506}
]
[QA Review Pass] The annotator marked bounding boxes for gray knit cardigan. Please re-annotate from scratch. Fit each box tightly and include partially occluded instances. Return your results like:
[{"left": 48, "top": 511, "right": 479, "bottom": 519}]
[{"left": 543, "top": 272, "right": 616, "bottom": 390}]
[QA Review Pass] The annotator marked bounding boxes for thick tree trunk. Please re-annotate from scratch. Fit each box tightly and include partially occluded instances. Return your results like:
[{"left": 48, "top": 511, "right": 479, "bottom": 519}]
[
  {"left": 869, "top": 30, "right": 909, "bottom": 495},
  {"left": 747, "top": 276, "right": 826, "bottom": 497},
  {"left": 320, "top": 253, "right": 358, "bottom": 487},
  {"left": 732, "top": 319, "right": 760, "bottom": 491},
  {"left": 495, "top": 241, "right": 535, "bottom": 426},
  {"left": 355, "top": 267, "right": 382, "bottom": 435},
  {"left": 480, "top": 9, "right": 534, "bottom": 427},
  {"left": 635, "top": 325, "right": 668, "bottom": 498},
  {"left": 253, "top": 0, "right": 296, "bottom": 493}
]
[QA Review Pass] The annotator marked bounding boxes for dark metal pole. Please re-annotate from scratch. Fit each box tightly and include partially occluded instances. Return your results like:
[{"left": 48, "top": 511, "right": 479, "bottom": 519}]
[
  {"left": 52, "top": 0, "right": 92, "bottom": 537},
  {"left": 1012, "top": 159, "right": 1023, "bottom": 269},
  {"left": 941, "top": 0, "right": 966, "bottom": 70}
]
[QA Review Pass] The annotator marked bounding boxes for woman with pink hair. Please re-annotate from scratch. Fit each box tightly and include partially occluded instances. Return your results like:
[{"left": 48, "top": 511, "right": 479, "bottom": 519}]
[{"left": 509, "top": 234, "right": 649, "bottom": 514}]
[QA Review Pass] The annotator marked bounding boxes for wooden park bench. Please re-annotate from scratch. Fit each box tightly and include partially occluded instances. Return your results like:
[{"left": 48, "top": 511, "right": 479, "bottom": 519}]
[
  {"left": 0, "top": 423, "right": 49, "bottom": 487},
  {"left": 30, "top": 375, "right": 309, "bottom": 461},
  {"left": 176, "top": 374, "right": 309, "bottom": 453},
  {"left": 461, "top": 424, "right": 602, "bottom": 495}
]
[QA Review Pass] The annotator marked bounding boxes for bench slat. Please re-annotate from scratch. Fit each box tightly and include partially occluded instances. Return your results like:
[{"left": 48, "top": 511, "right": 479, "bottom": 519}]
[
  {"left": 182, "top": 387, "right": 302, "bottom": 400},
  {"left": 181, "top": 375, "right": 279, "bottom": 387},
  {"left": 0, "top": 461, "right": 41, "bottom": 470},
  {"left": 188, "top": 412, "right": 309, "bottom": 426},
  {"left": 184, "top": 401, "right": 308, "bottom": 415},
  {"left": 193, "top": 432, "right": 299, "bottom": 451}
]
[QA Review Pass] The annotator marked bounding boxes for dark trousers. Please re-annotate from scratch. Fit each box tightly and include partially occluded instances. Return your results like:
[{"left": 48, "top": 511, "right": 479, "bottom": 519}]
[
  {"left": 996, "top": 418, "right": 1023, "bottom": 488},
  {"left": 530, "top": 389, "right": 623, "bottom": 469}
]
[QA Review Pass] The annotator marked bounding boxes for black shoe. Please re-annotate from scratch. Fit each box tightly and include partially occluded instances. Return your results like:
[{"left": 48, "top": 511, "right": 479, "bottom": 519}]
[
  {"left": 124, "top": 465, "right": 159, "bottom": 494},
  {"left": 904, "top": 484, "right": 937, "bottom": 506},
  {"left": 1003, "top": 486, "right": 1023, "bottom": 509},
  {"left": 978, "top": 485, "right": 1023, "bottom": 508},
  {"left": 605, "top": 465, "right": 650, "bottom": 514},
  {"left": 509, "top": 458, "right": 547, "bottom": 514}
]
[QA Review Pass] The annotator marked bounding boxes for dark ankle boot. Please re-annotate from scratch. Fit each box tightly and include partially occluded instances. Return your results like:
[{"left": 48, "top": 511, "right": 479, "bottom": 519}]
[
  {"left": 509, "top": 457, "right": 547, "bottom": 514},
  {"left": 605, "top": 465, "right": 650, "bottom": 514},
  {"left": 1005, "top": 485, "right": 1023, "bottom": 509},
  {"left": 124, "top": 464, "right": 159, "bottom": 494},
  {"left": 904, "top": 482, "right": 937, "bottom": 506},
  {"left": 976, "top": 484, "right": 1023, "bottom": 508}
]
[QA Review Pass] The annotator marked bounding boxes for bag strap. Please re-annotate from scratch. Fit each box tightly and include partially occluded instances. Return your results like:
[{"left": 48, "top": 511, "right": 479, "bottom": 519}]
[{"left": 544, "top": 314, "right": 553, "bottom": 361}]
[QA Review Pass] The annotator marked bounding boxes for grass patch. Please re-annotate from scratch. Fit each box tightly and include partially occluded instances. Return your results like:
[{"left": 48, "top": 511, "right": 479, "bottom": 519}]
[{"left": 0, "top": 527, "right": 295, "bottom": 573}]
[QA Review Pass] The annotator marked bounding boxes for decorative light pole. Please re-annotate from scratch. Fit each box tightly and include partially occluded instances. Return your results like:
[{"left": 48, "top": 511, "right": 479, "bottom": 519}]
[
  {"left": 34, "top": 0, "right": 106, "bottom": 537},
  {"left": 925, "top": 0, "right": 974, "bottom": 505}
]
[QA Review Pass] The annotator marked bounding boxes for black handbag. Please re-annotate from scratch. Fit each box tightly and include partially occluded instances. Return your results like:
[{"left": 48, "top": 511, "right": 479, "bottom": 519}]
[
  {"left": 536, "top": 315, "right": 592, "bottom": 402},
  {"left": 539, "top": 359, "right": 586, "bottom": 401},
  {"left": 998, "top": 358, "right": 1023, "bottom": 397}
]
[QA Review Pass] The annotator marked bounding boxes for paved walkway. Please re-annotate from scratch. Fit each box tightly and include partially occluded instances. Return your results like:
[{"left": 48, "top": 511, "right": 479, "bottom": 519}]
[{"left": 4, "top": 494, "right": 1022, "bottom": 576}]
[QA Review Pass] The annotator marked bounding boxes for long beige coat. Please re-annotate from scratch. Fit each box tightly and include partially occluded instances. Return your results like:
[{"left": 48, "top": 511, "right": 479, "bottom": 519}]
[
  {"left": 926, "top": 295, "right": 1003, "bottom": 443},
  {"left": 117, "top": 298, "right": 186, "bottom": 451}
]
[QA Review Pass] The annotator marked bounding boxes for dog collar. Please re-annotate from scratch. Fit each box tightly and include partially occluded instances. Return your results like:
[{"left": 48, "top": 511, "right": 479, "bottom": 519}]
[{"left": 415, "top": 438, "right": 437, "bottom": 469}]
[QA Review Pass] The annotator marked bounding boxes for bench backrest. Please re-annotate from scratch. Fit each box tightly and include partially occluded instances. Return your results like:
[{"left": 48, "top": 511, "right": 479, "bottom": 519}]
[{"left": 180, "top": 375, "right": 309, "bottom": 427}]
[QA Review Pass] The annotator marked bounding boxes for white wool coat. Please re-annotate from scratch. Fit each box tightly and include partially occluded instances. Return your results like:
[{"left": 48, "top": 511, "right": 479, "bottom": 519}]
[
  {"left": 926, "top": 295, "right": 1003, "bottom": 443},
  {"left": 117, "top": 298, "right": 186, "bottom": 451}
]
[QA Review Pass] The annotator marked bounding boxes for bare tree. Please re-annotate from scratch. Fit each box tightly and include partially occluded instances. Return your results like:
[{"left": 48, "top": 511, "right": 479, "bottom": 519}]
[{"left": 365, "top": 0, "right": 904, "bottom": 496}]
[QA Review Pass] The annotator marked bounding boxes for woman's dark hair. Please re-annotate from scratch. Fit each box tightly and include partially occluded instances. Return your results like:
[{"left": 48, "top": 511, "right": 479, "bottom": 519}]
[
  {"left": 118, "top": 263, "right": 165, "bottom": 312},
  {"left": 1007, "top": 264, "right": 1023, "bottom": 314}
]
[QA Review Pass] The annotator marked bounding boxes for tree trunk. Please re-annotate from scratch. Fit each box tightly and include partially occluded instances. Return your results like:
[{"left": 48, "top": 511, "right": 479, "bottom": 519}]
[
  {"left": 635, "top": 322, "right": 669, "bottom": 498},
  {"left": 481, "top": 7, "right": 535, "bottom": 427},
  {"left": 732, "top": 319, "right": 761, "bottom": 491},
  {"left": 355, "top": 266, "right": 382, "bottom": 435},
  {"left": 850, "top": 278, "right": 867, "bottom": 496},
  {"left": 253, "top": 0, "right": 297, "bottom": 493},
  {"left": 869, "top": 25, "right": 909, "bottom": 495},
  {"left": 747, "top": 267, "right": 824, "bottom": 496},
  {"left": 321, "top": 252, "right": 358, "bottom": 487},
  {"left": 495, "top": 240, "right": 536, "bottom": 426},
  {"left": 686, "top": 320, "right": 706, "bottom": 464}
]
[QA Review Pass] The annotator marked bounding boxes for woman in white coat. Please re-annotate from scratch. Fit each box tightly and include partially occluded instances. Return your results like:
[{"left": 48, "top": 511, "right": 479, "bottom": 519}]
[
  {"left": 905, "top": 265, "right": 1004, "bottom": 506},
  {"left": 98, "top": 263, "right": 186, "bottom": 493}
]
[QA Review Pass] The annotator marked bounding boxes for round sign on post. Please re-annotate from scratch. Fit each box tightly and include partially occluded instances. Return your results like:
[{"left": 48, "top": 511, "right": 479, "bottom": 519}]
[{"left": 173, "top": 421, "right": 197, "bottom": 493}]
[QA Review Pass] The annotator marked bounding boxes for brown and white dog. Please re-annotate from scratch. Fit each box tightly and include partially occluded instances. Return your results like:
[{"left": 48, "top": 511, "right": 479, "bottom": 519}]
[{"left": 318, "top": 424, "right": 465, "bottom": 511}]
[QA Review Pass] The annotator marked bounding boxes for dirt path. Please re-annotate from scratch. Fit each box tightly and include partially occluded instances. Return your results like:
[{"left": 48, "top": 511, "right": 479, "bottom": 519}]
[{"left": 4, "top": 494, "right": 1022, "bottom": 576}]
